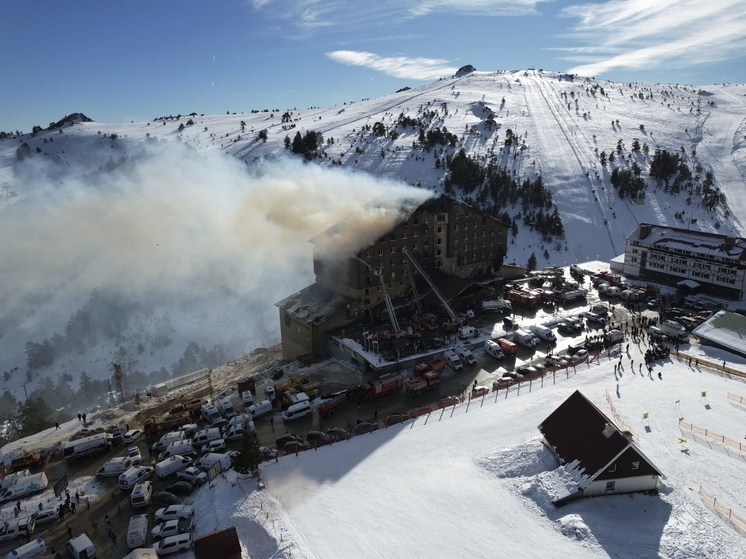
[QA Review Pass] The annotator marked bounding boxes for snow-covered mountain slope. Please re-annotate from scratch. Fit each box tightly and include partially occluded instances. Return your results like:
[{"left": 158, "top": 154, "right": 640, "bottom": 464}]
[{"left": 1, "top": 69, "right": 745, "bottom": 400}]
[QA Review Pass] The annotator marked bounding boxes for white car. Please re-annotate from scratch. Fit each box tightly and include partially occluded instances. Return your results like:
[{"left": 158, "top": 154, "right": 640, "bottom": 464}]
[
  {"left": 154, "top": 505, "right": 195, "bottom": 523},
  {"left": 123, "top": 429, "right": 143, "bottom": 444},
  {"left": 151, "top": 518, "right": 193, "bottom": 540},
  {"left": 200, "top": 439, "right": 227, "bottom": 454},
  {"left": 175, "top": 466, "right": 207, "bottom": 485},
  {"left": 128, "top": 446, "right": 142, "bottom": 465}
]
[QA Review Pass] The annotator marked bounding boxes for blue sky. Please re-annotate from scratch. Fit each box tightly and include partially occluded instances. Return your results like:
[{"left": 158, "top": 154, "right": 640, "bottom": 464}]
[{"left": 3, "top": 0, "right": 745, "bottom": 133}]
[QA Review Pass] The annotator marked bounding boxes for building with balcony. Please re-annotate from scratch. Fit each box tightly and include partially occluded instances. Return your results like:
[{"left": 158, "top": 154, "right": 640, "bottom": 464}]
[{"left": 623, "top": 223, "right": 746, "bottom": 300}]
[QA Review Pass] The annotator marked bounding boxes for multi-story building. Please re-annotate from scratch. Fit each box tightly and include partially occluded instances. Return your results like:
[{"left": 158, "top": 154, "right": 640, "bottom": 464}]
[
  {"left": 623, "top": 223, "right": 746, "bottom": 300},
  {"left": 312, "top": 194, "right": 508, "bottom": 307},
  {"left": 276, "top": 195, "right": 509, "bottom": 361}
]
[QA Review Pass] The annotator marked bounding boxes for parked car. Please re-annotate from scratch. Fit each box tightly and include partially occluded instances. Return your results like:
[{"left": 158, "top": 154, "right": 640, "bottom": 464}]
[
  {"left": 584, "top": 312, "right": 606, "bottom": 326},
  {"left": 325, "top": 427, "right": 348, "bottom": 442},
  {"left": 567, "top": 349, "right": 589, "bottom": 364},
  {"left": 259, "top": 446, "right": 279, "bottom": 459},
  {"left": 385, "top": 413, "right": 410, "bottom": 425},
  {"left": 154, "top": 533, "right": 193, "bottom": 556},
  {"left": 494, "top": 377, "right": 514, "bottom": 388},
  {"left": 175, "top": 466, "right": 207, "bottom": 486},
  {"left": 31, "top": 508, "right": 58, "bottom": 526},
  {"left": 165, "top": 481, "right": 194, "bottom": 496},
  {"left": 283, "top": 441, "right": 311, "bottom": 455},
  {"left": 305, "top": 431, "right": 331, "bottom": 446},
  {"left": 275, "top": 434, "right": 303, "bottom": 448},
  {"left": 586, "top": 339, "right": 605, "bottom": 351},
  {"left": 123, "top": 429, "right": 143, "bottom": 444},
  {"left": 354, "top": 421, "right": 380, "bottom": 435},
  {"left": 127, "top": 446, "right": 142, "bottom": 466},
  {"left": 646, "top": 298, "right": 661, "bottom": 309},
  {"left": 153, "top": 492, "right": 182, "bottom": 507},
  {"left": 154, "top": 505, "right": 194, "bottom": 523},
  {"left": 200, "top": 439, "right": 227, "bottom": 454},
  {"left": 545, "top": 356, "right": 568, "bottom": 368},
  {"left": 437, "top": 395, "right": 461, "bottom": 408}
]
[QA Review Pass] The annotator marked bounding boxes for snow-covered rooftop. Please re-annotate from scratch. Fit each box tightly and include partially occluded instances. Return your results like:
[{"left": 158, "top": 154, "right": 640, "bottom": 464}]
[
  {"left": 693, "top": 310, "right": 746, "bottom": 358},
  {"left": 629, "top": 223, "right": 746, "bottom": 262}
]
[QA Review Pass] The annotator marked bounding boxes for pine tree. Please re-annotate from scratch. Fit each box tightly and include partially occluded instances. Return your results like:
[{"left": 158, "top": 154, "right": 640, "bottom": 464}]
[
  {"left": 527, "top": 252, "right": 537, "bottom": 272},
  {"left": 233, "top": 420, "right": 262, "bottom": 475}
]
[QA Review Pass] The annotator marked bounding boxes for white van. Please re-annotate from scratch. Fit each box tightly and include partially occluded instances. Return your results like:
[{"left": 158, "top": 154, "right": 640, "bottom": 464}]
[
  {"left": 483, "top": 340, "right": 505, "bottom": 360},
  {"left": 192, "top": 427, "right": 222, "bottom": 447},
  {"left": 154, "top": 533, "right": 192, "bottom": 556},
  {"left": 443, "top": 350, "right": 463, "bottom": 371},
  {"left": 119, "top": 466, "right": 154, "bottom": 491},
  {"left": 200, "top": 404, "right": 221, "bottom": 424},
  {"left": 215, "top": 397, "right": 236, "bottom": 419},
  {"left": 152, "top": 432, "right": 185, "bottom": 452},
  {"left": 155, "top": 456, "right": 193, "bottom": 479},
  {"left": 96, "top": 457, "right": 132, "bottom": 478},
  {"left": 454, "top": 346, "right": 477, "bottom": 366},
  {"left": 282, "top": 400, "right": 312, "bottom": 421},
  {"left": 0, "top": 519, "right": 35, "bottom": 544},
  {"left": 513, "top": 329, "right": 540, "bottom": 349},
  {"left": 126, "top": 514, "right": 149, "bottom": 549},
  {"left": 241, "top": 390, "right": 254, "bottom": 409},
  {"left": 130, "top": 482, "right": 152, "bottom": 509},
  {"left": 529, "top": 324, "right": 556, "bottom": 343},
  {"left": 67, "top": 534, "right": 95, "bottom": 559},
  {"left": 158, "top": 440, "right": 195, "bottom": 461},
  {"left": 223, "top": 424, "right": 246, "bottom": 442},
  {"left": 457, "top": 326, "right": 478, "bottom": 340},
  {"left": 247, "top": 400, "right": 273, "bottom": 419},
  {"left": 5, "top": 538, "right": 46, "bottom": 559},
  {"left": 121, "top": 548, "right": 158, "bottom": 559},
  {"left": 193, "top": 452, "right": 231, "bottom": 472}
]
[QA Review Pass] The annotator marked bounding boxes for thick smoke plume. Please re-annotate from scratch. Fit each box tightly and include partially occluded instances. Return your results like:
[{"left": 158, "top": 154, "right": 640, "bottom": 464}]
[{"left": 0, "top": 142, "right": 430, "bottom": 380}]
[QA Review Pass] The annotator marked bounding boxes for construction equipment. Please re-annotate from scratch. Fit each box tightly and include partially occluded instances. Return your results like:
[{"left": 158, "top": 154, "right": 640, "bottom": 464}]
[
  {"left": 402, "top": 248, "right": 463, "bottom": 330},
  {"left": 355, "top": 256, "right": 401, "bottom": 335},
  {"left": 405, "top": 371, "right": 441, "bottom": 396}
]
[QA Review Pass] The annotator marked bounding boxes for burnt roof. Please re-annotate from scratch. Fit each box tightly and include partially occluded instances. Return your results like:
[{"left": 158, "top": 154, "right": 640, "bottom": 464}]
[{"left": 538, "top": 390, "right": 632, "bottom": 477}]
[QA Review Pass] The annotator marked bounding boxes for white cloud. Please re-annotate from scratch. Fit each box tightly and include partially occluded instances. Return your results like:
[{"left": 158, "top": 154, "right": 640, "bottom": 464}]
[
  {"left": 327, "top": 50, "right": 457, "bottom": 80},
  {"left": 558, "top": 0, "right": 746, "bottom": 76},
  {"left": 250, "top": 0, "right": 542, "bottom": 29}
]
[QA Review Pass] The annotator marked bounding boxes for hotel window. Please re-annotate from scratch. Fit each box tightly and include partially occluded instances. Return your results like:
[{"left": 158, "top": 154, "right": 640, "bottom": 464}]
[
  {"left": 366, "top": 251, "right": 371, "bottom": 258},
  {"left": 437, "top": 214, "right": 446, "bottom": 222},
  {"left": 402, "top": 232, "right": 408, "bottom": 240},
  {"left": 436, "top": 226, "right": 443, "bottom": 234},
  {"left": 436, "top": 238, "right": 443, "bottom": 245},
  {"left": 455, "top": 224, "right": 459, "bottom": 231},
  {"left": 414, "top": 231, "right": 418, "bottom": 238},
  {"left": 378, "top": 248, "right": 384, "bottom": 256},
  {"left": 391, "top": 246, "right": 396, "bottom": 253},
  {"left": 436, "top": 249, "right": 442, "bottom": 257},
  {"left": 455, "top": 213, "right": 459, "bottom": 219}
]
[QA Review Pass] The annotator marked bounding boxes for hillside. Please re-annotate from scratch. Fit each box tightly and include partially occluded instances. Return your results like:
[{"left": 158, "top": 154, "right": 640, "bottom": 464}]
[{"left": 1, "top": 69, "right": 745, "bottom": 403}]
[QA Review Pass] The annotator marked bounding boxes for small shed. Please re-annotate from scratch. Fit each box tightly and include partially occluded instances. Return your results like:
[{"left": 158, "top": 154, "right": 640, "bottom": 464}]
[
  {"left": 538, "top": 390, "right": 664, "bottom": 505},
  {"left": 194, "top": 526, "right": 241, "bottom": 559}
]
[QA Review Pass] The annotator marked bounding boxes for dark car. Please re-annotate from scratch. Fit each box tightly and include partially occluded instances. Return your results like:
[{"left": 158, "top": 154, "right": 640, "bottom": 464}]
[
  {"left": 275, "top": 434, "right": 303, "bottom": 448},
  {"left": 585, "top": 339, "right": 605, "bottom": 351},
  {"left": 165, "top": 481, "right": 194, "bottom": 496},
  {"left": 306, "top": 431, "right": 331, "bottom": 446},
  {"left": 557, "top": 322, "right": 574, "bottom": 334},
  {"left": 153, "top": 491, "right": 182, "bottom": 507},
  {"left": 385, "top": 413, "right": 410, "bottom": 426},
  {"left": 283, "top": 441, "right": 311, "bottom": 455},
  {"left": 354, "top": 421, "right": 380, "bottom": 435},
  {"left": 325, "top": 427, "right": 348, "bottom": 442}
]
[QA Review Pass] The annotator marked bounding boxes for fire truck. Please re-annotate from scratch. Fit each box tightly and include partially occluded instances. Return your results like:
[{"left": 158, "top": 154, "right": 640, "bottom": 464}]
[
  {"left": 348, "top": 374, "right": 402, "bottom": 402},
  {"left": 404, "top": 371, "right": 441, "bottom": 396}
]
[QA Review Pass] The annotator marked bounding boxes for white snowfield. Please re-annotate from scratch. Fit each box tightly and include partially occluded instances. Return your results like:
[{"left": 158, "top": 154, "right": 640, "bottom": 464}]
[{"left": 183, "top": 345, "right": 746, "bottom": 559}]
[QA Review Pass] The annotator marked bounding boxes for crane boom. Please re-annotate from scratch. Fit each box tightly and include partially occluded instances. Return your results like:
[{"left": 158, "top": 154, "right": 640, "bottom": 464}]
[
  {"left": 401, "top": 249, "right": 458, "bottom": 323},
  {"left": 354, "top": 256, "right": 401, "bottom": 334},
  {"left": 404, "top": 258, "right": 423, "bottom": 315}
]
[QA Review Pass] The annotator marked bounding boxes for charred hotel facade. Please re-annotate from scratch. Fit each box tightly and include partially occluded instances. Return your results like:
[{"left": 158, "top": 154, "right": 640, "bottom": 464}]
[{"left": 276, "top": 195, "right": 510, "bottom": 366}]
